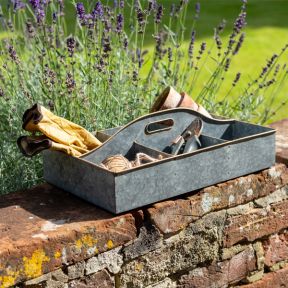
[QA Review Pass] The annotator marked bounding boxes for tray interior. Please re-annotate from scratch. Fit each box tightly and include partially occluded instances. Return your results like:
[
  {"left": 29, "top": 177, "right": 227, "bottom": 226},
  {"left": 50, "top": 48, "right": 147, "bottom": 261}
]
[
  {"left": 219, "top": 121, "right": 272, "bottom": 140},
  {"left": 88, "top": 133, "right": 227, "bottom": 171},
  {"left": 88, "top": 141, "right": 171, "bottom": 169},
  {"left": 86, "top": 110, "right": 274, "bottom": 171}
]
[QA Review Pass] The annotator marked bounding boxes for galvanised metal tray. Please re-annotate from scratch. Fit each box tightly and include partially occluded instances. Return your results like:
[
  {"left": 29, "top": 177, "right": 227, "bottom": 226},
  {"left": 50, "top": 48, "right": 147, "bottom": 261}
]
[{"left": 43, "top": 108, "right": 275, "bottom": 214}]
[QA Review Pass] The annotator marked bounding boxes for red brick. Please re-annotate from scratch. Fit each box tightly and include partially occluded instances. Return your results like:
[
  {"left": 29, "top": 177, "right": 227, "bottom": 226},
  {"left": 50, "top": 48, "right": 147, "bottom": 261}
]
[
  {"left": 148, "top": 199, "right": 200, "bottom": 234},
  {"left": 0, "top": 184, "right": 137, "bottom": 286},
  {"left": 69, "top": 269, "right": 114, "bottom": 288},
  {"left": 148, "top": 164, "right": 288, "bottom": 234},
  {"left": 263, "top": 231, "right": 288, "bottom": 267},
  {"left": 224, "top": 200, "right": 288, "bottom": 248},
  {"left": 270, "top": 118, "right": 288, "bottom": 165},
  {"left": 179, "top": 247, "right": 256, "bottom": 288},
  {"left": 239, "top": 265, "right": 288, "bottom": 288}
]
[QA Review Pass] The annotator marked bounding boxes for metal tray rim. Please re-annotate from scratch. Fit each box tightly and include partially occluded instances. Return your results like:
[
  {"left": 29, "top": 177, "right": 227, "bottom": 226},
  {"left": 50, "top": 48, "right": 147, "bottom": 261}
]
[{"left": 73, "top": 131, "right": 276, "bottom": 176}]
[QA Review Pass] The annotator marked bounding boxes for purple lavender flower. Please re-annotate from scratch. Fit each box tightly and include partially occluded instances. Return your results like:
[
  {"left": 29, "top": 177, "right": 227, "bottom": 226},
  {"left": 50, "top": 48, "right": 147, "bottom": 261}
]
[
  {"left": 195, "top": 2, "right": 200, "bottom": 18},
  {"left": 260, "top": 78, "right": 275, "bottom": 88},
  {"left": 196, "top": 42, "right": 206, "bottom": 60},
  {"left": 148, "top": 0, "right": 157, "bottom": 12},
  {"left": 232, "top": 72, "right": 241, "bottom": 86},
  {"left": 29, "top": 0, "right": 40, "bottom": 10},
  {"left": 123, "top": 37, "right": 128, "bottom": 49},
  {"left": 26, "top": 20, "right": 35, "bottom": 37},
  {"left": 224, "top": 58, "right": 231, "bottom": 71},
  {"left": 233, "top": 12, "right": 246, "bottom": 34},
  {"left": 96, "top": 58, "right": 105, "bottom": 72},
  {"left": 233, "top": 32, "right": 245, "bottom": 55},
  {"left": 214, "top": 31, "right": 222, "bottom": 50},
  {"left": 8, "top": 45, "right": 19, "bottom": 63},
  {"left": 67, "top": 37, "right": 76, "bottom": 57},
  {"left": 11, "top": 0, "right": 25, "bottom": 12},
  {"left": 113, "top": 0, "right": 118, "bottom": 8},
  {"left": 76, "top": 3, "right": 85, "bottom": 20},
  {"left": 36, "top": 8, "right": 45, "bottom": 24},
  {"left": 217, "top": 19, "right": 226, "bottom": 33},
  {"left": 136, "top": 48, "right": 143, "bottom": 68},
  {"left": 92, "top": 1, "right": 103, "bottom": 20},
  {"left": 227, "top": 33, "right": 236, "bottom": 52},
  {"left": 199, "top": 42, "right": 206, "bottom": 55},
  {"left": 137, "top": 9, "right": 145, "bottom": 32},
  {"left": 274, "top": 64, "right": 280, "bottom": 77},
  {"left": 188, "top": 30, "right": 196, "bottom": 58},
  {"left": 104, "top": 18, "right": 112, "bottom": 32},
  {"left": 132, "top": 70, "right": 138, "bottom": 82},
  {"left": 268, "top": 54, "right": 278, "bottom": 67},
  {"left": 282, "top": 43, "right": 288, "bottom": 52},
  {"left": 155, "top": 4, "right": 163, "bottom": 24},
  {"left": 260, "top": 67, "right": 268, "bottom": 78},
  {"left": 102, "top": 35, "right": 112, "bottom": 57},
  {"left": 52, "top": 12, "right": 57, "bottom": 23},
  {"left": 116, "top": 14, "right": 124, "bottom": 33},
  {"left": 119, "top": 0, "right": 124, "bottom": 9},
  {"left": 66, "top": 72, "right": 76, "bottom": 94},
  {"left": 168, "top": 47, "right": 173, "bottom": 62}
]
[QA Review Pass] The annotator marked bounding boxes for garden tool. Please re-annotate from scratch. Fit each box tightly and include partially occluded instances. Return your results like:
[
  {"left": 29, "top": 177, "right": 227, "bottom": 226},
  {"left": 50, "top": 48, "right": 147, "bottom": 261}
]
[
  {"left": 22, "top": 103, "right": 102, "bottom": 154},
  {"left": 163, "top": 117, "right": 203, "bottom": 155},
  {"left": 17, "top": 135, "right": 84, "bottom": 157}
]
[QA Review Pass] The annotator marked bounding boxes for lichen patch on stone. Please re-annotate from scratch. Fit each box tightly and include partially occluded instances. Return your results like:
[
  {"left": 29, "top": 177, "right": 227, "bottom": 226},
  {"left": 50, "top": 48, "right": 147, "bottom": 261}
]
[
  {"left": 107, "top": 240, "right": 114, "bottom": 249},
  {"left": 0, "top": 269, "right": 19, "bottom": 288},
  {"left": 22, "top": 249, "right": 50, "bottom": 278}
]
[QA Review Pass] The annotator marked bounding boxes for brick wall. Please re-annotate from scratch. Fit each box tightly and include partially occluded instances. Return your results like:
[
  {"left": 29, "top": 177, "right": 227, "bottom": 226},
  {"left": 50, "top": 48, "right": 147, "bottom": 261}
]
[
  {"left": 0, "top": 163, "right": 287, "bottom": 288},
  {"left": 0, "top": 119, "right": 287, "bottom": 288}
]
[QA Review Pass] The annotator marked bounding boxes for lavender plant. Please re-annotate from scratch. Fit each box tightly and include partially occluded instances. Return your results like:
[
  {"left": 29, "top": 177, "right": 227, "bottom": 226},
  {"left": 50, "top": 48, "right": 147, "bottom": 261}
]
[{"left": 0, "top": 0, "right": 287, "bottom": 193}]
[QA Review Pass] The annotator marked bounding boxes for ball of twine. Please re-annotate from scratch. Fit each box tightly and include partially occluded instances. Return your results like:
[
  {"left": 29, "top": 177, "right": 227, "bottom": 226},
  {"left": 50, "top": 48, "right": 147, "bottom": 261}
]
[{"left": 101, "top": 154, "right": 132, "bottom": 173}]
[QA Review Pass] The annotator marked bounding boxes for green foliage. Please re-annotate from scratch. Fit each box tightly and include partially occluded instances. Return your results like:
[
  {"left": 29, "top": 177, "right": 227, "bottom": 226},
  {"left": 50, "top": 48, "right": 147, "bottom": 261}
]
[{"left": 0, "top": 0, "right": 287, "bottom": 194}]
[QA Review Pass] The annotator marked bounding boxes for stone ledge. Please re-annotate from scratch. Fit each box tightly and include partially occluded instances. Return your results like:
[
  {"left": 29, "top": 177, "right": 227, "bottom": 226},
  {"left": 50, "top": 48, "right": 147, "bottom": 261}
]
[
  {"left": 0, "top": 164, "right": 288, "bottom": 287},
  {"left": 0, "top": 184, "right": 137, "bottom": 284}
]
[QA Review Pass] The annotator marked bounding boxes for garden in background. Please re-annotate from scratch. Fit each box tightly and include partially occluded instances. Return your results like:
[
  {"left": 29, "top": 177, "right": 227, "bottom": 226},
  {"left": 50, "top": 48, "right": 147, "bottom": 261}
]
[{"left": 0, "top": 0, "right": 287, "bottom": 194}]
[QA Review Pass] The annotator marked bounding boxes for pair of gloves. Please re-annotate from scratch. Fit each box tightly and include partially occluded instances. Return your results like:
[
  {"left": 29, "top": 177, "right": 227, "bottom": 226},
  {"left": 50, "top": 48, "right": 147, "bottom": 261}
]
[{"left": 17, "top": 104, "right": 102, "bottom": 157}]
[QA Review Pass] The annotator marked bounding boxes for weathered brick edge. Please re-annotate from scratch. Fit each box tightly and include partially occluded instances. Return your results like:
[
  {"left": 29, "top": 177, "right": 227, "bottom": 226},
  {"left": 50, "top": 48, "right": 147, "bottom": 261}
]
[{"left": 0, "top": 163, "right": 288, "bottom": 288}]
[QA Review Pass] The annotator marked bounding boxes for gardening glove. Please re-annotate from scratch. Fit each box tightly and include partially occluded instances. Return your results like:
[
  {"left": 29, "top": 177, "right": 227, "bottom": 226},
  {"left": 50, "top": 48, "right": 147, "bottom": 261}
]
[
  {"left": 22, "top": 104, "right": 101, "bottom": 154},
  {"left": 17, "top": 135, "right": 83, "bottom": 157}
]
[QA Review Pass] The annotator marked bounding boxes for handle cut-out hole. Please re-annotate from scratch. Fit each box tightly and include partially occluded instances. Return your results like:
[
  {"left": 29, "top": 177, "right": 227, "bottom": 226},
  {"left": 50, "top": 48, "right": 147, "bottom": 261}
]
[{"left": 145, "top": 119, "right": 174, "bottom": 134}]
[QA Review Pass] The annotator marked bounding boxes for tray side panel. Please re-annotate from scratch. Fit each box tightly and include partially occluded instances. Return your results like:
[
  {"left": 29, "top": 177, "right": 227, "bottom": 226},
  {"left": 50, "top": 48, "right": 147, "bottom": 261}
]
[
  {"left": 114, "top": 134, "right": 275, "bottom": 213},
  {"left": 43, "top": 151, "right": 116, "bottom": 213}
]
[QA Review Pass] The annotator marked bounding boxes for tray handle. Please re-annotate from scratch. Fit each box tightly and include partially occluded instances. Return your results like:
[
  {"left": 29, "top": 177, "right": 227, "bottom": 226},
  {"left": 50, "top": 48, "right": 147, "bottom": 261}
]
[{"left": 144, "top": 118, "right": 174, "bottom": 135}]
